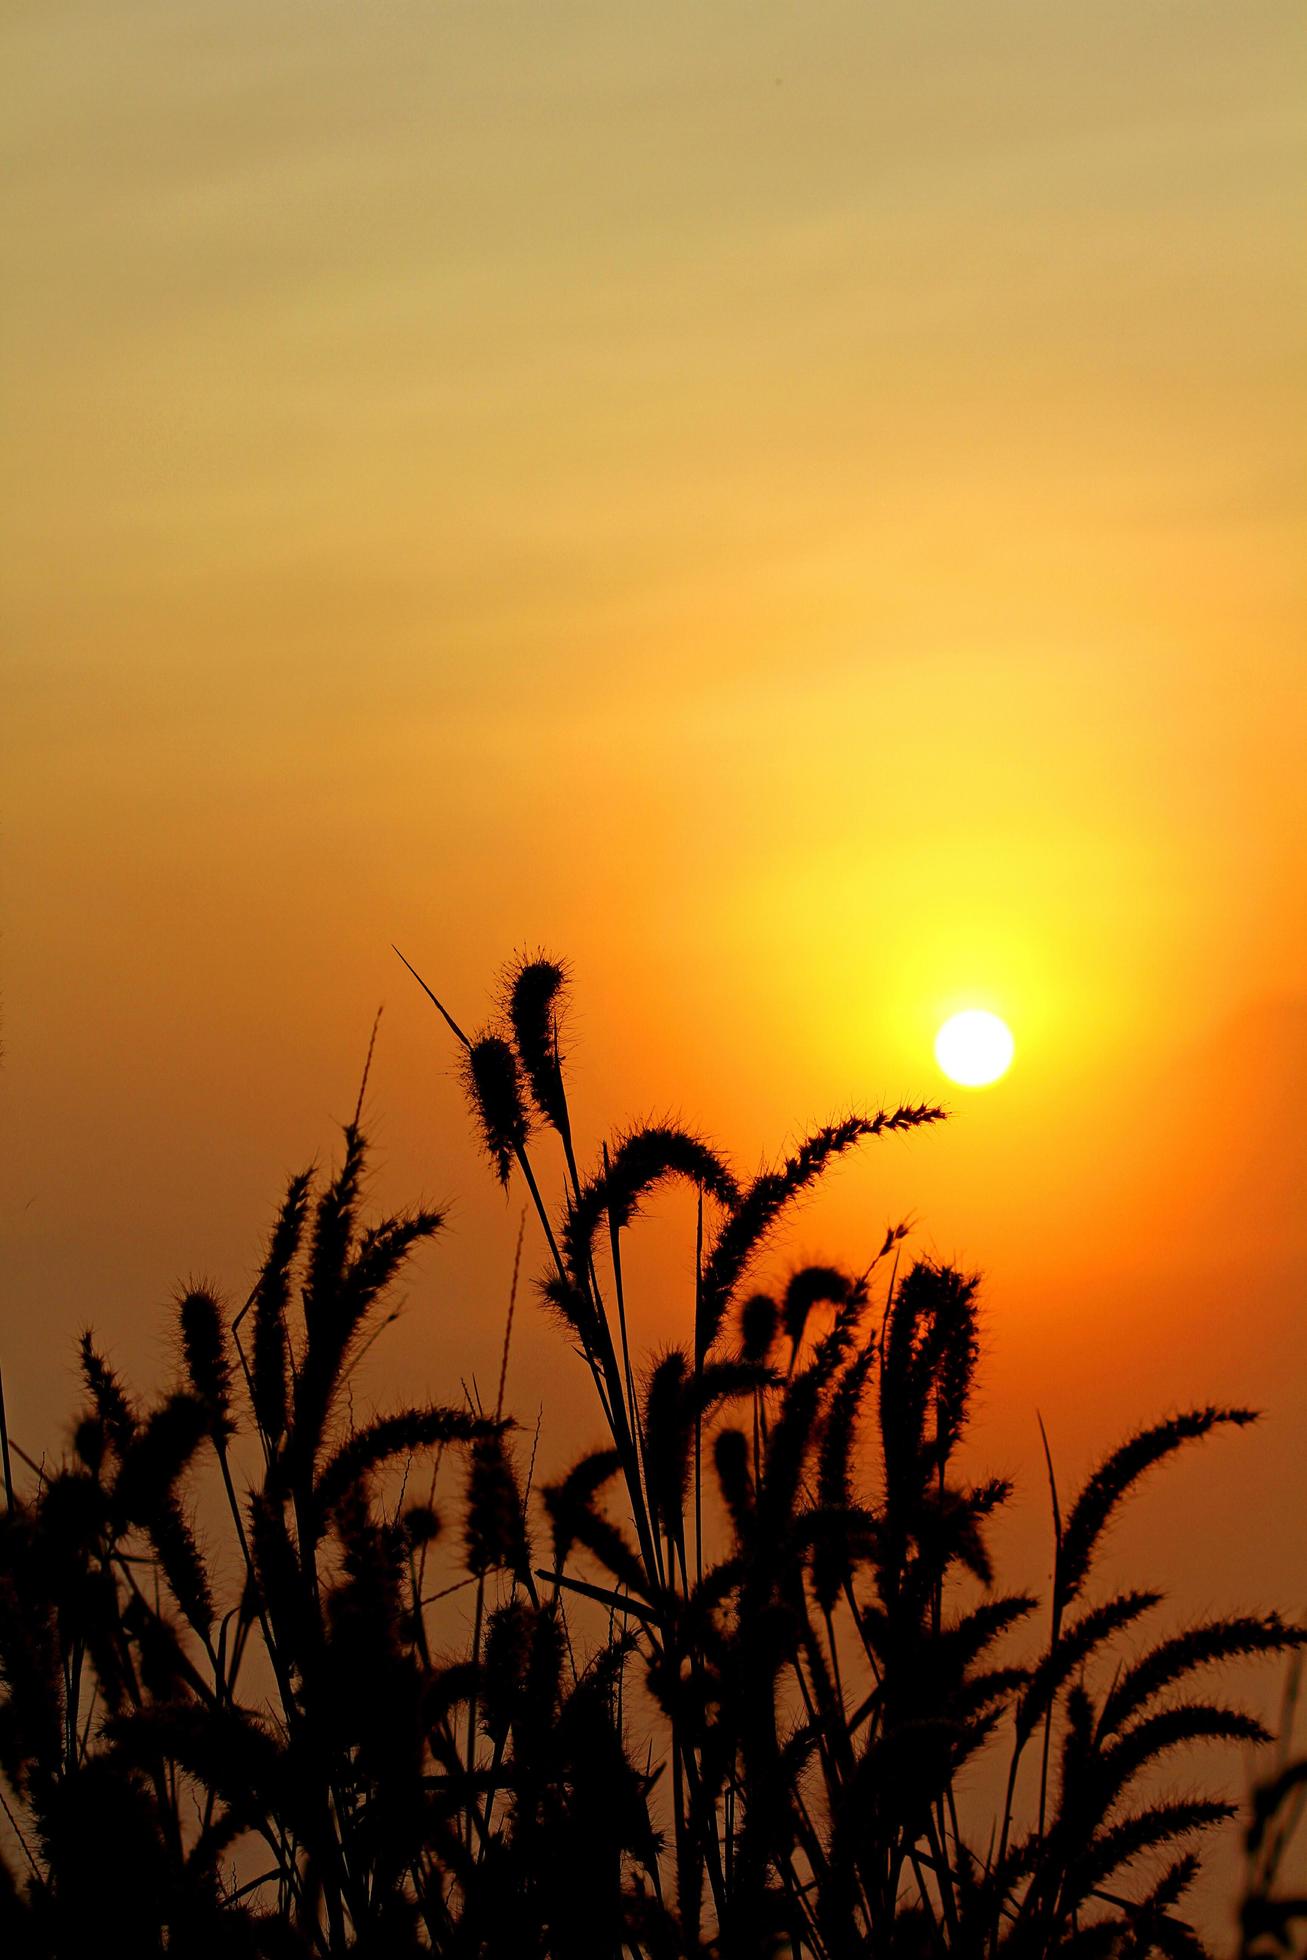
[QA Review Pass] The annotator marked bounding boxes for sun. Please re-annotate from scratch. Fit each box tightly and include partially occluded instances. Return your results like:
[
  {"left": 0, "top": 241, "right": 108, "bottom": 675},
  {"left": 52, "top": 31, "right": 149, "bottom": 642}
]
[{"left": 934, "top": 1009, "right": 1014, "bottom": 1088}]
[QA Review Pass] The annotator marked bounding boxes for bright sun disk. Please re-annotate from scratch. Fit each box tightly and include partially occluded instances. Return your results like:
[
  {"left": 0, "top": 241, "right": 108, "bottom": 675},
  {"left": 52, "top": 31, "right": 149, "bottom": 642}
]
[{"left": 934, "top": 1010, "right": 1015, "bottom": 1088}]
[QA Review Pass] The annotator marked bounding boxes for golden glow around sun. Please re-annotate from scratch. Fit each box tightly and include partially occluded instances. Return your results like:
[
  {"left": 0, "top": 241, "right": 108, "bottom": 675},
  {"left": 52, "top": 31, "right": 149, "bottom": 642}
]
[{"left": 934, "top": 1010, "right": 1015, "bottom": 1088}]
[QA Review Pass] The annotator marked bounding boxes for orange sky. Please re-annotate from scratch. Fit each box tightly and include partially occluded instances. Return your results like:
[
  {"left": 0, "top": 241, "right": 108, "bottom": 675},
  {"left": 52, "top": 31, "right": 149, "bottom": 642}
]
[{"left": 3, "top": 1, "right": 1306, "bottom": 1919}]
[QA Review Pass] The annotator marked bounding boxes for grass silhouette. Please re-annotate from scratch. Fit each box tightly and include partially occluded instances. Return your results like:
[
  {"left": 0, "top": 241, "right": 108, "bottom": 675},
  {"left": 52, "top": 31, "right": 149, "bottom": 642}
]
[{"left": 0, "top": 949, "right": 1301, "bottom": 1957}]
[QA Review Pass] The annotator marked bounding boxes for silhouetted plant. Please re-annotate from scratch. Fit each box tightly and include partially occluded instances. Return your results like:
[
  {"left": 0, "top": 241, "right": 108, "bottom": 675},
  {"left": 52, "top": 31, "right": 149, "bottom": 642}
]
[
  {"left": 0, "top": 949, "right": 1300, "bottom": 1960},
  {"left": 417, "top": 946, "right": 1303, "bottom": 1958},
  {"left": 0, "top": 1128, "right": 542, "bottom": 1956}
]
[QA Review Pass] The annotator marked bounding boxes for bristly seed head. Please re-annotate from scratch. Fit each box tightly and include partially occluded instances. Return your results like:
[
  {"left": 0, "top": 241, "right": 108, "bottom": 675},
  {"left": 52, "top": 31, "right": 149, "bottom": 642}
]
[
  {"left": 740, "top": 1292, "right": 779, "bottom": 1362},
  {"left": 178, "top": 1286, "right": 234, "bottom": 1440},
  {"left": 504, "top": 953, "right": 571, "bottom": 1135},
  {"left": 463, "top": 1030, "right": 530, "bottom": 1187},
  {"left": 73, "top": 1415, "right": 106, "bottom": 1474},
  {"left": 464, "top": 1433, "right": 528, "bottom": 1576},
  {"left": 782, "top": 1265, "right": 851, "bottom": 1356},
  {"left": 402, "top": 1502, "right": 441, "bottom": 1548}
]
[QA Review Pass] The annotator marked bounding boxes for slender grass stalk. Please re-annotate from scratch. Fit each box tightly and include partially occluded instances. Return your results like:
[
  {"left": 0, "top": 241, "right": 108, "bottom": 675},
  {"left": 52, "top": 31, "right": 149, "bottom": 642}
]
[
  {"left": 1036, "top": 1410, "right": 1063, "bottom": 1847},
  {"left": 0, "top": 1366, "right": 14, "bottom": 1513}
]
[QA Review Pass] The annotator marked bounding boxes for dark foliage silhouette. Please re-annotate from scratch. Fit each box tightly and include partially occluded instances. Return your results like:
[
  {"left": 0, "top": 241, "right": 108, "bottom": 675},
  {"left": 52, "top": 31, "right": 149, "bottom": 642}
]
[
  {"left": 0, "top": 950, "right": 1300, "bottom": 1958},
  {"left": 1239, "top": 1667, "right": 1307, "bottom": 1960}
]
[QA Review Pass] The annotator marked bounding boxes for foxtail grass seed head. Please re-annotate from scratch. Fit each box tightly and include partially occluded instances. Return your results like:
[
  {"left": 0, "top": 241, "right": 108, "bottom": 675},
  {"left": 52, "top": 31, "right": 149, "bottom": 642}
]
[
  {"left": 401, "top": 1503, "right": 441, "bottom": 1549},
  {"left": 250, "top": 1166, "right": 311, "bottom": 1448},
  {"left": 464, "top": 1433, "right": 528, "bottom": 1576},
  {"left": 463, "top": 1031, "right": 530, "bottom": 1186},
  {"left": 505, "top": 953, "right": 571, "bottom": 1133},
  {"left": 73, "top": 1415, "right": 106, "bottom": 1474},
  {"left": 714, "top": 1424, "right": 754, "bottom": 1532},
  {"left": 178, "top": 1287, "right": 234, "bottom": 1439},
  {"left": 740, "top": 1292, "right": 778, "bottom": 1362},
  {"left": 782, "top": 1264, "right": 851, "bottom": 1355},
  {"left": 78, "top": 1331, "right": 138, "bottom": 1455}
]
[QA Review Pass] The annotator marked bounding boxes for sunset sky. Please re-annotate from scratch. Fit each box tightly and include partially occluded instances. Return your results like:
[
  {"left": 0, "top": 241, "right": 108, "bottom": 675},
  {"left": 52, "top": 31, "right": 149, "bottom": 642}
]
[{"left": 3, "top": 6, "right": 1305, "bottom": 1893}]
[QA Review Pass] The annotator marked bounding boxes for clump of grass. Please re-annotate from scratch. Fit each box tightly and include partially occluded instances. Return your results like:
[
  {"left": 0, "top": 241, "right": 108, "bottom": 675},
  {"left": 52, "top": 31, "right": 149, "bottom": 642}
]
[
  {"left": 410, "top": 946, "right": 1302, "bottom": 1957},
  {"left": 1, "top": 1126, "right": 520, "bottom": 1955},
  {"left": 0, "top": 950, "right": 1299, "bottom": 1960}
]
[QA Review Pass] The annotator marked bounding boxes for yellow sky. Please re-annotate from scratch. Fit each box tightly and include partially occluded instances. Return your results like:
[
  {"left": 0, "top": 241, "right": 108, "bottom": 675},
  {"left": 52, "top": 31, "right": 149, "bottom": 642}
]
[{"left": 3, "top": 10, "right": 1305, "bottom": 1895}]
